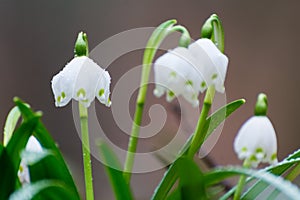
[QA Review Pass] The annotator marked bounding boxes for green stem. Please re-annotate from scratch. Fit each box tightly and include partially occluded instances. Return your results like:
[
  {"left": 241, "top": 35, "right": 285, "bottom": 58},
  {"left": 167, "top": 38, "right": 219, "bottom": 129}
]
[
  {"left": 187, "top": 86, "right": 215, "bottom": 157},
  {"left": 123, "top": 20, "right": 191, "bottom": 183},
  {"left": 79, "top": 103, "right": 94, "bottom": 200},
  {"left": 152, "top": 14, "right": 225, "bottom": 199},
  {"left": 234, "top": 159, "right": 251, "bottom": 200}
]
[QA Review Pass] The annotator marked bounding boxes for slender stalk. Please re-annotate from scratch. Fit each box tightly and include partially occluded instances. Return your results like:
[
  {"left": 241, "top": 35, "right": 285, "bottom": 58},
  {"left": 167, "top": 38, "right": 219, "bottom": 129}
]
[
  {"left": 233, "top": 159, "right": 251, "bottom": 200},
  {"left": 187, "top": 86, "right": 215, "bottom": 157},
  {"left": 123, "top": 20, "right": 191, "bottom": 183},
  {"left": 79, "top": 102, "right": 94, "bottom": 200}
]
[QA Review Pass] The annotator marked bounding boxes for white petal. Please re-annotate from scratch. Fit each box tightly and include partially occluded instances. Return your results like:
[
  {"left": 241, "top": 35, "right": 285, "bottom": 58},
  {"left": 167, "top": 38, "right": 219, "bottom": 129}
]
[
  {"left": 73, "top": 57, "right": 103, "bottom": 107},
  {"left": 18, "top": 161, "right": 30, "bottom": 185},
  {"left": 234, "top": 116, "right": 277, "bottom": 166},
  {"left": 189, "top": 38, "right": 228, "bottom": 93},
  {"left": 26, "top": 136, "right": 42, "bottom": 152},
  {"left": 154, "top": 47, "right": 202, "bottom": 106},
  {"left": 51, "top": 57, "right": 85, "bottom": 107},
  {"left": 95, "top": 70, "right": 112, "bottom": 107}
]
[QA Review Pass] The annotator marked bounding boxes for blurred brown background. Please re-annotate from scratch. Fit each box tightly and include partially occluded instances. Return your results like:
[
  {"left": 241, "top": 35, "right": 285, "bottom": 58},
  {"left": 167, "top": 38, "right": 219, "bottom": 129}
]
[{"left": 1, "top": 0, "right": 300, "bottom": 199}]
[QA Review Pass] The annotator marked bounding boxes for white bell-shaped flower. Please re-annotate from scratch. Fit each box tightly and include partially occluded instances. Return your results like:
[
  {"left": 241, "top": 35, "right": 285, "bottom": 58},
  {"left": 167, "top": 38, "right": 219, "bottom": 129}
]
[
  {"left": 153, "top": 38, "right": 228, "bottom": 107},
  {"left": 18, "top": 136, "right": 43, "bottom": 185},
  {"left": 154, "top": 47, "right": 203, "bottom": 107},
  {"left": 234, "top": 116, "right": 278, "bottom": 167},
  {"left": 51, "top": 56, "right": 111, "bottom": 108},
  {"left": 188, "top": 38, "right": 228, "bottom": 93}
]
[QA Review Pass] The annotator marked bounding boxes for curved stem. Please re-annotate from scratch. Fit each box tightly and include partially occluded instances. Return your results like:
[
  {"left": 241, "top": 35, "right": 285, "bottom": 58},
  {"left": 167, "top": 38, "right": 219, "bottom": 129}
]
[
  {"left": 233, "top": 159, "right": 251, "bottom": 200},
  {"left": 172, "top": 25, "right": 191, "bottom": 47},
  {"left": 123, "top": 20, "right": 191, "bottom": 183},
  {"left": 79, "top": 103, "right": 94, "bottom": 200}
]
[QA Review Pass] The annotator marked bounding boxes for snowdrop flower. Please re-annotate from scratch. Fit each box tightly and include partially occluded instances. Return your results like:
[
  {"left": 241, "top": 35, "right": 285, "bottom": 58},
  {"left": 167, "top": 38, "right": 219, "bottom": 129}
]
[
  {"left": 18, "top": 136, "right": 43, "bottom": 185},
  {"left": 154, "top": 47, "right": 203, "bottom": 107},
  {"left": 234, "top": 94, "right": 278, "bottom": 167},
  {"left": 188, "top": 38, "right": 228, "bottom": 93},
  {"left": 51, "top": 56, "right": 111, "bottom": 108},
  {"left": 153, "top": 38, "right": 228, "bottom": 107}
]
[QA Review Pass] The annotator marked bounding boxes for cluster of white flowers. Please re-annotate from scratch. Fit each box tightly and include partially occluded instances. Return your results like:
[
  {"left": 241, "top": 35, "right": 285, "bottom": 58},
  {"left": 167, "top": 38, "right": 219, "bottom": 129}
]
[
  {"left": 51, "top": 56, "right": 111, "bottom": 108},
  {"left": 153, "top": 38, "right": 228, "bottom": 107},
  {"left": 234, "top": 116, "right": 278, "bottom": 167}
]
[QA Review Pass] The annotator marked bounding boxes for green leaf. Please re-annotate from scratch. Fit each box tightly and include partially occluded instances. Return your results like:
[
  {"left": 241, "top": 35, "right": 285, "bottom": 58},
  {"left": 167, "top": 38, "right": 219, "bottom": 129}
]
[
  {"left": 241, "top": 157, "right": 300, "bottom": 199},
  {"left": 0, "top": 116, "right": 40, "bottom": 200},
  {"left": 97, "top": 140, "right": 133, "bottom": 200},
  {"left": 180, "top": 99, "right": 246, "bottom": 156},
  {"left": 3, "top": 106, "right": 21, "bottom": 146},
  {"left": 14, "top": 98, "right": 80, "bottom": 199},
  {"left": 151, "top": 99, "right": 245, "bottom": 200},
  {"left": 220, "top": 157, "right": 300, "bottom": 199},
  {"left": 9, "top": 180, "right": 78, "bottom": 200},
  {"left": 205, "top": 166, "right": 300, "bottom": 200},
  {"left": 221, "top": 148, "right": 300, "bottom": 200},
  {"left": 6, "top": 116, "right": 40, "bottom": 170},
  {"left": 0, "top": 148, "right": 15, "bottom": 200},
  {"left": 176, "top": 157, "right": 206, "bottom": 200}
]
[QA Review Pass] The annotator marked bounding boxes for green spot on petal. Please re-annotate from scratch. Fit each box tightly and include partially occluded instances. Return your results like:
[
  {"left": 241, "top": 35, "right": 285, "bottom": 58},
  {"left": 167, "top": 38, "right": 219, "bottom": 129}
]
[
  {"left": 99, "top": 89, "right": 105, "bottom": 97},
  {"left": 201, "top": 81, "right": 206, "bottom": 88},
  {"left": 271, "top": 153, "right": 277, "bottom": 161},
  {"left": 185, "top": 80, "right": 193, "bottom": 86},
  {"left": 241, "top": 147, "right": 247, "bottom": 152},
  {"left": 57, "top": 96, "right": 61, "bottom": 103},
  {"left": 168, "top": 90, "right": 175, "bottom": 97},
  {"left": 256, "top": 148, "right": 264, "bottom": 153},
  {"left": 211, "top": 73, "right": 218, "bottom": 80},
  {"left": 77, "top": 88, "right": 86, "bottom": 98},
  {"left": 249, "top": 154, "right": 257, "bottom": 162},
  {"left": 170, "top": 71, "right": 176, "bottom": 77},
  {"left": 61, "top": 92, "right": 66, "bottom": 98}
]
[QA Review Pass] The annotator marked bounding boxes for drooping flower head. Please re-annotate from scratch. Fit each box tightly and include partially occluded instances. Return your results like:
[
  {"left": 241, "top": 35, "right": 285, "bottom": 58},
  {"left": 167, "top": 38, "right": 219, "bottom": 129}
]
[
  {"left": 153, "top": 38, "right": 228, "bottom": 107},
  {"left": 51, "top": 32, "right": 111, "bottom": 108},
  {"left": 234, "top": 93, "right": 278, "bottom": 167}
]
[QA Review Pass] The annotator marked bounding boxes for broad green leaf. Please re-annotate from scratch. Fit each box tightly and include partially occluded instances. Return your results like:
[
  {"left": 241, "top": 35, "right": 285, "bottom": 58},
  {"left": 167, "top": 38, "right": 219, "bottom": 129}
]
[
  {"left": 0, "top": 148, "right": 15, "bottom": 200},
  {"left": 6, "top": 116, "right": 40, "bottom": 173},
  {"left": 0, "top": 117, "right": 39, "bottom": 200},
  {"left": 151, "top": 99, "right": 245, "bottom": 200},
  {"left": 176, "top": 157, "right": 206, "bottom": 200},
  {"left": 97, "top": 140, "right": 133, "bottom": 200},
  {"left": 3, "top": 106, "right": 21, "bottom": 146},
  {"left": 14, "top": 98, "right": 80, "bottom": 199},
  {"left": 9, "top": 180, "right": 78, "bottom": 200},
  {"left": 204, "top": 166, "right": 300, "bottom": 200},
  {"left": 179, "top": 99, "right": 245, "bottom": 156},
  {"left": 0, "top": 143, "right": 3, "bottom": 156}
]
